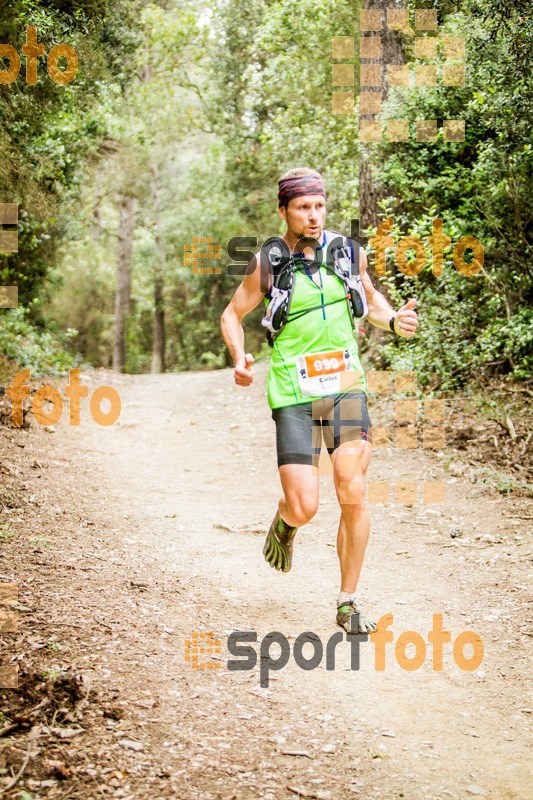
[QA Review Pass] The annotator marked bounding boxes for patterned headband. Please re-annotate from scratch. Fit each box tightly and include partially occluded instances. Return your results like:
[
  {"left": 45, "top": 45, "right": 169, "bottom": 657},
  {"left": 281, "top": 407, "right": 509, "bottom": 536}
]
[{"left": 278, "top": 174, "right": 326, "bottom": 207}]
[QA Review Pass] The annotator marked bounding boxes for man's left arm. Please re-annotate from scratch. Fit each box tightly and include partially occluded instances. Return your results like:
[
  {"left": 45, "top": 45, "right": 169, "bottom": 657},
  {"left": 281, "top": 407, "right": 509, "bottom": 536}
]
[{"left": 358, "top": 248, "right": 418, "bottom": 338}]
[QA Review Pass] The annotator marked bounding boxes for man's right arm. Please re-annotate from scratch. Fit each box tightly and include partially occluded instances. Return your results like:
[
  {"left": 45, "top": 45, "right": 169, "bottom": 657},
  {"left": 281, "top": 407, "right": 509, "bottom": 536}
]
[{"left": 220, "top": 253, "right": 268, "bottom": 386}]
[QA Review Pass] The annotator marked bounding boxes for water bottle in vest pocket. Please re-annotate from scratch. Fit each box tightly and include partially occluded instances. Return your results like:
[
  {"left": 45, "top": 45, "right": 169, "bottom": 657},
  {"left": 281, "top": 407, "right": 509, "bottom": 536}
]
[{"left": 261, "top": 285, "right": 290, "bottom": 335}]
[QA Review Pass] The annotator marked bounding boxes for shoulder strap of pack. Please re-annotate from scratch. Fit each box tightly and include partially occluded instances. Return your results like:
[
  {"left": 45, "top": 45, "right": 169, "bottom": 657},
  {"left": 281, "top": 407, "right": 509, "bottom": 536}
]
[
  {"left": 260, "top": 236, "right": 294, "bottom": 298},
  {"left": 323, "top": 229, "right": 363, "bottom": 277},
  {"left": 262, "top": 230, "right": 364, "bottom": 298},
  {"left": 322, "top": 229, "right": 368, "bottom": 326}
]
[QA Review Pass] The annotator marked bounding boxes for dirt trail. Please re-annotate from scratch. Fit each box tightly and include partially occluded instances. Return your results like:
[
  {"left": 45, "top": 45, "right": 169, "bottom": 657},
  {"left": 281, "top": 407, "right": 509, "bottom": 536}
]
[{"left": 1, "top": 363, "right": 531, "bottom": 799}]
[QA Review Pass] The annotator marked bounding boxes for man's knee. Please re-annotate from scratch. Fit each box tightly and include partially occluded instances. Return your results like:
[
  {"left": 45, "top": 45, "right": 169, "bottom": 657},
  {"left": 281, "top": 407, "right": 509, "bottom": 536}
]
[
  {"left": 286, "top": 493, "right": 318, "bottom": 526},
  {"left": 334, "top": 443, "right": 370, "bottom": 471},
  {"left": 337, "top": 474, "right": 367, "bottom": 513}
]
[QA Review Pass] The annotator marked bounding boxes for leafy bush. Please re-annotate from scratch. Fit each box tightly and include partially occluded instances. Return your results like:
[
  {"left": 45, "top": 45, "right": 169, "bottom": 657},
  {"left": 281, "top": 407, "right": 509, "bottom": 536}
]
[
  {"left": 0, "top": 307, "right": 82, "bottom": 376},
  {"left": 368, "top": 1, "right": 532, "bottom": 388}
]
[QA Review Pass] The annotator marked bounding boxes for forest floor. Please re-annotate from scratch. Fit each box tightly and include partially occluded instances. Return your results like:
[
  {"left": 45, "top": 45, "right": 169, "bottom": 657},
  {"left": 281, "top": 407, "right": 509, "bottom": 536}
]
[{"left": 0, "top": 363, "right": 531, "bottom": 800}]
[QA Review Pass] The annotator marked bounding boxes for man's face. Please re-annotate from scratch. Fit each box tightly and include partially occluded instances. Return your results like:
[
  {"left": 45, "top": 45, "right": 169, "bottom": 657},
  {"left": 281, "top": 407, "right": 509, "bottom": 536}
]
[{"left": 279, "top": 194, "right": 326, "bottom": 242}]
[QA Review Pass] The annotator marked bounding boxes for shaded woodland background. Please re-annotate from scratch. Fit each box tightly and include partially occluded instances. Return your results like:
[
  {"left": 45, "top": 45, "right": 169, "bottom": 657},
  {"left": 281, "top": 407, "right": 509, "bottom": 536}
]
[{"left": 0, "top": 0, "right": 531, "bottom": 393}]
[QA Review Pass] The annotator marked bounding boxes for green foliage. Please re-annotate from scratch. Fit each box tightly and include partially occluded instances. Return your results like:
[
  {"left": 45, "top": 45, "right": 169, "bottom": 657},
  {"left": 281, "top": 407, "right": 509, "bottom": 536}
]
[
  {"left": 0, "top": 0, "right": 143, "bottom": 309},
  {"left": 369, "top": 0, "right": 532, "bottom": 386},
  {"left": 4, "top": 0, "right": 528, "bottom": 389},
  {"left": 47, "top": 236, "right": 116, "bottom": 367},
  {"left": 0, "top": 524, "right": 14, "bottom": 540},
  {"left": 210, "top": 0, "right": 361, "bottom": 229},
  {"left": 0, "top": 307, "right": 81, "bottom": 375}
]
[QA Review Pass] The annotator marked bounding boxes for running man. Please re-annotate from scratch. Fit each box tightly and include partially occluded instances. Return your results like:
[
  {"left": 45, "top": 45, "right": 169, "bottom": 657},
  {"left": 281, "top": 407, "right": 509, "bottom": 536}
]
[{"left": 221, "top": 168, "right": 418, "bottom": 633}]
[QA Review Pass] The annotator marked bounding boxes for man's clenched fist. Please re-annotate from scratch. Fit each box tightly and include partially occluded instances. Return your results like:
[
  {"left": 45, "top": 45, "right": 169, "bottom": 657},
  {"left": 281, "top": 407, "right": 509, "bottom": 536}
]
[{"left": 234, "top": 353, "right": 255, "bottom": 386}]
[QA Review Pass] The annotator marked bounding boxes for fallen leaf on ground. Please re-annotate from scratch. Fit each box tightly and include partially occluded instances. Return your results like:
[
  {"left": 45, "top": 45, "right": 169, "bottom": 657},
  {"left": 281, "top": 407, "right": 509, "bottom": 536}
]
[
  {"left": 280, "top": 749, "right": 313, "bottom": 758},
  {"left": 118, "top": 739, "right": 144, "bottom": 751}
]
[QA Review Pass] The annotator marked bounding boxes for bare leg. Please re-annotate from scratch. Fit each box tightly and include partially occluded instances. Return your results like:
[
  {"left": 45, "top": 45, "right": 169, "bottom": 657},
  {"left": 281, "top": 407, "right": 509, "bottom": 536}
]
[
  {"left": 263, "top": 464, "right": 319, "bottom": 572},
  {"left": 278, "top": 463, "right": 319, "bottom": 528},
  {"left": 332, "top": 441, "right": 373, "bottom": 593},
  {"left": 336, "top": 504, "right": 371, "bottom": 592}
]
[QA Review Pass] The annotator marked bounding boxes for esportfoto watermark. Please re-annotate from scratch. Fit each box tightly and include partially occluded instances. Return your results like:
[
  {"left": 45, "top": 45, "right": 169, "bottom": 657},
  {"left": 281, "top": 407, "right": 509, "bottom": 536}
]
[
  {"left": 5, "top": 369, "right": 121, "bottom": 428},
  {"left": 0, "top": 26, "right": 78, "bottom": 85},
  {"left": 186, "top": 613, "right": 485, "bottom": 687},
  {"left": 187, "top": 217, "right": 484, "bottom": 280}
]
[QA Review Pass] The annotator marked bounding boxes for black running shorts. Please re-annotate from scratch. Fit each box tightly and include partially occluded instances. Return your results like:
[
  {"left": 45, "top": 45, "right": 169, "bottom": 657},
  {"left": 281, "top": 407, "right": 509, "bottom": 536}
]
[{"left": 271, "top": 391, "right": 372, "bottom": 468}]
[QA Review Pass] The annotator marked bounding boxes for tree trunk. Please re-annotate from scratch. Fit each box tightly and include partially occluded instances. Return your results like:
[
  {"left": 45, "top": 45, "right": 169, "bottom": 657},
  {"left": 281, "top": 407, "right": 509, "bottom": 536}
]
[
  {"left": 359, "top": 0, "right": 405, "bottom": 231},
  {"left": 150, "top": 161, "right": 166, "bottom": 374},
  {"left": 91, "top": 173, "right": 102, "bottom": 243},
  {"left": 113, "top": 193, "right": 135, "bottom": 372}
]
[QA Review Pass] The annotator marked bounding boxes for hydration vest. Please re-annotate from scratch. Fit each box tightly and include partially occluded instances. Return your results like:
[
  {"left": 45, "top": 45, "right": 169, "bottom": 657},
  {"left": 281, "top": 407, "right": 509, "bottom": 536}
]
[{"left": 261, "top": 230, "right": 368, "bottom": 345}]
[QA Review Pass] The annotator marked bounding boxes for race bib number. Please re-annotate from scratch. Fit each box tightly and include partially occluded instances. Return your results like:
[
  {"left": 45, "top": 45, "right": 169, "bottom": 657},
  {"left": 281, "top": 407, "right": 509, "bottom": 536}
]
[{"left": 297, "top": 348, "right": 351, "bottom": 396}]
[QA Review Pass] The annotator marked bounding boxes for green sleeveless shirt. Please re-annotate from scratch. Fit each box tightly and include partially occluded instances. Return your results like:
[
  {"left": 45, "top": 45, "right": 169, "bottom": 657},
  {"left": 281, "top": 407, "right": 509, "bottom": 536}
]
[{"left": 266, "top": 252, "right": 367, "bottom": 410}]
